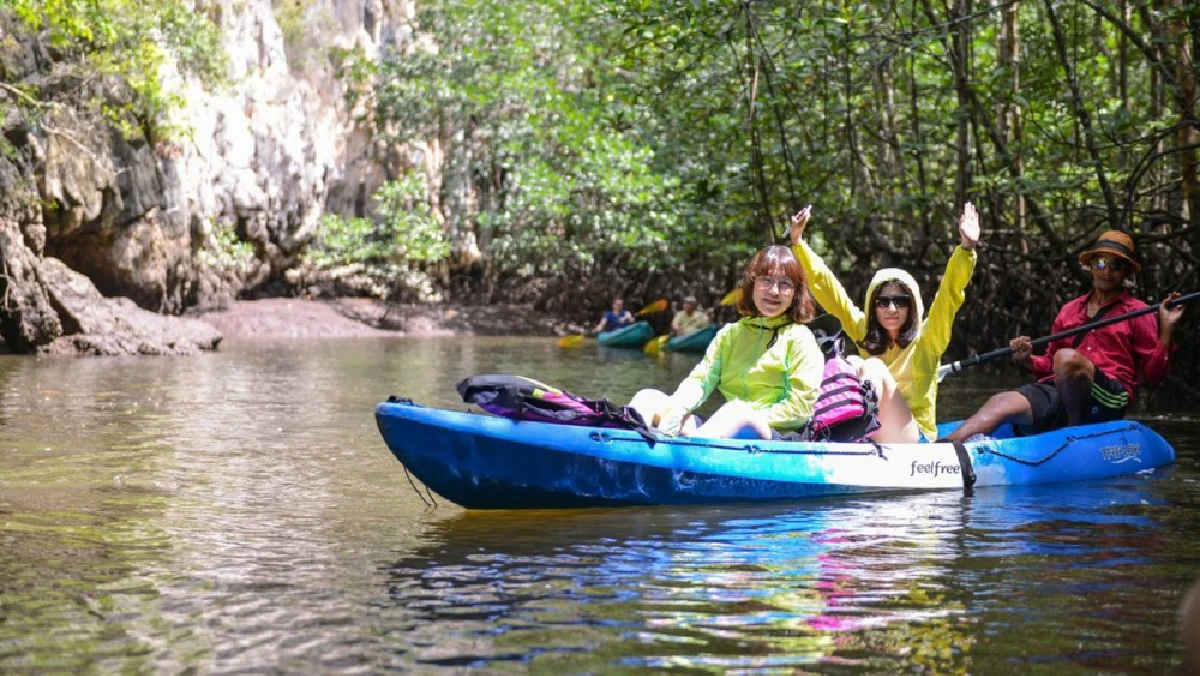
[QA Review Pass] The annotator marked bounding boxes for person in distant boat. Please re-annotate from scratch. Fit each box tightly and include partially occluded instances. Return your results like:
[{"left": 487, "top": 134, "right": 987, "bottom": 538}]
[
  {"left": 594, "top": 298, "right": 635, "bottom": 334},
  {"left": 790, "top": 202, "right": 980, "bottom": 443},
  {"left": 629, "top": 245, "right": 824, "bottom": 439},
  {"left": 945, "top": 230, "right": 1183, "bottom": 443},
  {"left": 671, "top": 295, "right": 711, "bottom": 337}
]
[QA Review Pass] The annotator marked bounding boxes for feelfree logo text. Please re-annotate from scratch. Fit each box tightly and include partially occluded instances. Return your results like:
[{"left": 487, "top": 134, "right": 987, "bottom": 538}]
[{"left": 910, "top": 460, "right": 961, "bottom": 477}]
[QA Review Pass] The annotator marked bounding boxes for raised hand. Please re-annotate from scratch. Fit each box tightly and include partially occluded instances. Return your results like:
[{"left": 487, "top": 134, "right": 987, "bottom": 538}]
[
  {"left": 959, "top": 201, "right": 980, "bottom": 250},
  {"left": 789, "top": 205, "right": 813, "bottom": 246}
]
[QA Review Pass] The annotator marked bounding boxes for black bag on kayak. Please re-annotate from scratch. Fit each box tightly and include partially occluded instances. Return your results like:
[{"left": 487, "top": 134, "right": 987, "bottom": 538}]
[{"left": 455, "top": 374, "right": 656, "bottom": 439}]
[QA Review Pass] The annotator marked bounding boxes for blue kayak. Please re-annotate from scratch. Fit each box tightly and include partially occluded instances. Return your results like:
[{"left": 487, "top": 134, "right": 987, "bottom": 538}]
[
  {"left": 596, "top": 321, "right": 654, "bottom": 348},
  {"left": 666, "top": 325, "right": 719, "bottom": 354},
  {"left": 374, "top": 400, "right": 1175, "bottom": 509}
]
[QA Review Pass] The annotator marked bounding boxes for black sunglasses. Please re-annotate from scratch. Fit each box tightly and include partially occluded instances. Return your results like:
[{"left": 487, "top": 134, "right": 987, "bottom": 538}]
[{"left": 874, "top": 294, "right": 911, "bottom": 309}]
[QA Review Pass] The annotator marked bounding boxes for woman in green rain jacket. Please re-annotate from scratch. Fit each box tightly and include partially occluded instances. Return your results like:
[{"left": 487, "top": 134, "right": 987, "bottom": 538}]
[
  {"left": 789, "top": 204, "right": 980, "bottom": 443},
  {"left": 629, "top": 245, "right": 825, "bottom": 439}
]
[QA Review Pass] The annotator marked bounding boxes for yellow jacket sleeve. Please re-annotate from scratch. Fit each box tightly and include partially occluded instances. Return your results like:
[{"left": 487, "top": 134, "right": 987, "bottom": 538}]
[
  {"left": 792, "top": 240, "right": 868, "bottom": 343},
  {"left": 912, "top": 246, "right": 977, "bottom": 378}
]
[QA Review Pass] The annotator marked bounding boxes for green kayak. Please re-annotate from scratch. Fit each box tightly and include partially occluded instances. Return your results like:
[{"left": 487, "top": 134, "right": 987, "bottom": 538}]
[
  {"left": 666, "top": 324, "right": 718, "bottom": 354},
  {"left": 596, "top": 321, "right": 654, "bottom": 348}
]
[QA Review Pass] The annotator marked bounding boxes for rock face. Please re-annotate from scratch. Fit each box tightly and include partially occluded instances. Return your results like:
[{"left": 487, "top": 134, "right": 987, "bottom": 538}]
[
  {"left": 0, "top": 0, "right": 420, "bottom": 354},
  {"left": 38, "top": 258, "right": 222, "bottom": 356},
  {"left": 0, "top": 132, "right": 62, "bottom": 351}
]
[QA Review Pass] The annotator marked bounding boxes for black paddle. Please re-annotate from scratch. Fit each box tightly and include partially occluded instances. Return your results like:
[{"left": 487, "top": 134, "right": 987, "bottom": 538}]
[{"left": 937, "top": 290, "right": 1199, "bottom": 381}]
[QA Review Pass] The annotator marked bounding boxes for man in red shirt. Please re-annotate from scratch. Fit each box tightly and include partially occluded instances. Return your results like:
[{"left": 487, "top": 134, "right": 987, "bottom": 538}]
[{"left": 946, "top": 230, "right": 1184, "bottom": 442}]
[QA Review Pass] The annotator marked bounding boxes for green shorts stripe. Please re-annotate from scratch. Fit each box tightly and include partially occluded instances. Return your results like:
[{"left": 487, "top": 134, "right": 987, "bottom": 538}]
[{"left": 1090, "top": 382, "right": 1128, "bottom": 408}]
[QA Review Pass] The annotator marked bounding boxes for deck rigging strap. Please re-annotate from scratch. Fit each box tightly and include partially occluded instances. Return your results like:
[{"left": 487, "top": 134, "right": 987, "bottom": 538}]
[
  {"left": 978, "top": 425, "right": 1136, "bottom": 467},
  {"left": 947, "top": 439, "right": 977, "bottom": 493}
]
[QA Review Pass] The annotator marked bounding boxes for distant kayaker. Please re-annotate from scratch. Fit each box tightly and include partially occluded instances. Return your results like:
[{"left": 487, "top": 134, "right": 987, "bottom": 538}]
[
  {"left": 671, "top": 295, "right": 711, "bottom": 336},
  {"left": 790, "top": 203, "right": 981, "bottom": 443},
  {"left": 594, "top": 298, "right": 635, "bottom": 334},
  {"left": 628, "top": 245, "right": 824, "bottom": 439},
  {"left": 945, "top": 230, "right": 1183, "bottom": 443}
]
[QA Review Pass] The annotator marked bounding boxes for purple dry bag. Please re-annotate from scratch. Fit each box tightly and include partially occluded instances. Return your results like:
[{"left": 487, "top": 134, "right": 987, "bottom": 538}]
[{"left": 455, "top": 374, "right": 656, "bottom": 440}]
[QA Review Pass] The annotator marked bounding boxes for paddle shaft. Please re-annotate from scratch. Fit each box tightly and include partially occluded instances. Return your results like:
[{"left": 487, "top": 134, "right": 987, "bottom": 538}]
[{"left": 938, "top": 290, "right": 1199, "bottom": 379}]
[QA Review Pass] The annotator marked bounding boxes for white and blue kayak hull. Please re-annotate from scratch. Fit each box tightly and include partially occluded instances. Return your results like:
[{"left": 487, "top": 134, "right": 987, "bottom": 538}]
[{"left": 374, "top": 400, "right": 1175, "bottom": 509}]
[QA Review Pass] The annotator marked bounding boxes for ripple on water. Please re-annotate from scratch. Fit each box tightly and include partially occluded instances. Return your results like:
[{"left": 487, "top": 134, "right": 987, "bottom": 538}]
[{"left": 1, "top": 341, "right": 1198, "bottom": 672}]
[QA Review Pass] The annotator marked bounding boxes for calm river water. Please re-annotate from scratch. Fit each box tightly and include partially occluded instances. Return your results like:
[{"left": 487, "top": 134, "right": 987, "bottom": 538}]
[{"left": 2, "top": 336, "right": 1199, "bottom": 672}]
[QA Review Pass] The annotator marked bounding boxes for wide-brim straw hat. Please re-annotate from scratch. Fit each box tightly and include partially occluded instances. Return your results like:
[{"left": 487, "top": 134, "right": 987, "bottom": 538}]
[{"left": 1079, "top": 230, "right": 1142, "bottom": 273}]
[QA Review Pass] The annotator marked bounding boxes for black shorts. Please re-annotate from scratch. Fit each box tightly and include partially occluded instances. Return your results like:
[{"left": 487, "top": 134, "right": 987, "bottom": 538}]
[{"left": 1015, "top": 368, "right": 1130, "bottom": 435}]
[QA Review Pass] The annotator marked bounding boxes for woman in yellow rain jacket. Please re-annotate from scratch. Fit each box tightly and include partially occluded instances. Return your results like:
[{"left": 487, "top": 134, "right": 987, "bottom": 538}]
[
  {"left": 629, "top": 245, "right": 825, "bottom": 439},
  {"left": 789, "top": 203, "right": 980, "bottom": 443}
]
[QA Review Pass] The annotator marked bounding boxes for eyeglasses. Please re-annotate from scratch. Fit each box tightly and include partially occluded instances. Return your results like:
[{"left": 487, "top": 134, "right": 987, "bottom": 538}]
[
  {"left": 754, "top": 276, "right": 796, "bottom": 294},
  {"left": 874, "top": 295, "right": 911, "bottom": 310},
  {"left": 1092, "top": 256, "right": 1126, "bottom": 272}
]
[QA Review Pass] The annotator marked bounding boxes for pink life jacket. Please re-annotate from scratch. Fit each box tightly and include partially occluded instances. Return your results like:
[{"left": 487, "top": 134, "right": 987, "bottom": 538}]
[{"left": 806, "top": 332, "right": 879, "bottom": 442}]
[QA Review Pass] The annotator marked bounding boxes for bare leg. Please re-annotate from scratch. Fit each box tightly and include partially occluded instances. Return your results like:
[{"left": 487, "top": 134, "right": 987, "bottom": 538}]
[
  {"left": 1052, "top": 348, "right": 1096, "bottom": 426},
  {"left": 691, "top": 400, "right": 772, "bottom": 439},
  {"left": 628, "top": 389, "right": 671, "bottom": 427},
  {"left": 628, "top": 388, "right": 698, "bottom": 434},
  {"left": 856, "top": 358, "right": 920, "bottom": 444},
  {"left": 945, "top": 390, "right": 1033, "bottom": 443}
]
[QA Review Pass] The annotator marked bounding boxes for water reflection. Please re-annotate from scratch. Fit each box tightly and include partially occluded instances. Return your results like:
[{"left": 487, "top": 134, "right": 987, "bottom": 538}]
[
  {"left": 0, "top": 339, "right": 1195, "bottom": 672},
  {"left": 382, "top": 474, "right": 1172, "bottom": 672}
]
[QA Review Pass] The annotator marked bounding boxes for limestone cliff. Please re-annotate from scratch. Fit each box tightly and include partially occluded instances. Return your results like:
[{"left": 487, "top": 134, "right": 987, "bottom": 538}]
[{"left": 0, "top": 0, "right": 420, "bottom": 353}]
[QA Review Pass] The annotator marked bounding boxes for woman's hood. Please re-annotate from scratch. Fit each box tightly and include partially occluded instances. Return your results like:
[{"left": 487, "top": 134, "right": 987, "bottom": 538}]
[{"left": 863, "top": 268, "right": 925, "bottom": 322}]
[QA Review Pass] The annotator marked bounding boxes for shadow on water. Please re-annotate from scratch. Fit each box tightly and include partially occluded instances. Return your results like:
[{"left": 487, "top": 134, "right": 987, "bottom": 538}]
[{"left": 380, "top": 473, "right": 1178, "bottom": 672}]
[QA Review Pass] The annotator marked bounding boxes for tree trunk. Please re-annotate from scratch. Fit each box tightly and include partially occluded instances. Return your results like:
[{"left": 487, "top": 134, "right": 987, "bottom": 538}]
[
  {"left": 1169, "top": 0, "right": 1199, "bottom": 227},
  {"left": 1001, "top": 0, "right": 1025, "bottom": 247},
  {"left": 844, "top": 23, "right": 874, "bottom": 203},
  {"left": 949, "top": 0, "right": 973, "bottom": 211},
  {"left": 909, "top": 0, "right": 931, "bottom": 238},
  {"left": 1140, "top": 1, "right": 1168, "bottom": 214},
  {"left": 1045, "top": 0, "right": 1120, "bottom": 230}
]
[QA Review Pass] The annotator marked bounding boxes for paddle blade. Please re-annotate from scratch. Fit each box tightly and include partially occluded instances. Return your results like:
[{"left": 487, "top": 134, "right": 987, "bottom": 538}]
[
  {"left": 644, "top": 334, "right": 669, "bottom": 355},
  {"left": 637, "top": 299, "right": 669, "bottom": 316},
  {"left": 720, "top": 288, "right": 743, "bottom": 306},
  {"left": 556, "top": 334, "right": 585, "bottom": 348}
]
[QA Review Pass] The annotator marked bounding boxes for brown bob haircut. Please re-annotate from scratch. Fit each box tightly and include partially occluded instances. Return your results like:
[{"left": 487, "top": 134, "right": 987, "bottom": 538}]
[{"left": 736, "top": 245, "right": 816, "bottom": 323}]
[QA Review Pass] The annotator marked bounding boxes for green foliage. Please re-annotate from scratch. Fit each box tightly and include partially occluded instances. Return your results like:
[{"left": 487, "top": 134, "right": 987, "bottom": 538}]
[
  {"left": 275, "top": 0, "right": 311, "bottom": 60},
  {"left": 358, "top": 0, "right": 1199, "bottom": 294},
  {"left": 369, "top": 0, "right": 706, "bottom": 276},
  {"left": 307, "top": 215, "right": 384, "bottom": 266},
  {"left": 374, "top": 174, "right": 453, "bottom": 262},
  {"left": 199, "top": 222, "right": 256, "bottom": 274},
  {"left": 4, "top": 0, "right": 225, "bottom": 143},
  {"left": 305, "top": 173, "right": 451, "bottom": 268},
  {"left": 275, "top": 0, "right": 337, "bottom": 72}
]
